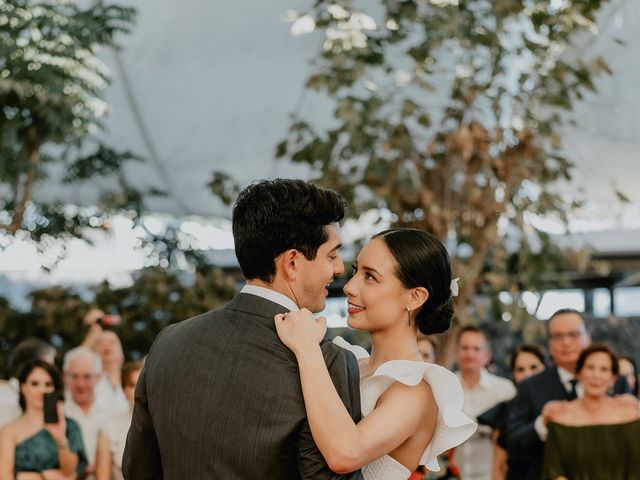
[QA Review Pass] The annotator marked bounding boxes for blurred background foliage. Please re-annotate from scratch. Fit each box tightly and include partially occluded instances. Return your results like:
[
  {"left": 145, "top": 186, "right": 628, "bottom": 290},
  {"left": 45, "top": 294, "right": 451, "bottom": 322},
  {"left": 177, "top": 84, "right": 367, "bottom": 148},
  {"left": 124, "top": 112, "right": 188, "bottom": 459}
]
[{"left": 0, "top": 267, "right": 235, "bottom": 376}]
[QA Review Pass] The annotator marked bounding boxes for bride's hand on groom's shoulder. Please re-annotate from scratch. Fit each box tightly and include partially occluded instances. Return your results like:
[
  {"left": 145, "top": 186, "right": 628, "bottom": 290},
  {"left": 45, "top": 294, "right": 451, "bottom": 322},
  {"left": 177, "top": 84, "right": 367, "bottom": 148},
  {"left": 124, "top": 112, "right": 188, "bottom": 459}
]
[{"left": 274, "top": 309, "right": 327, "bottom": 355}]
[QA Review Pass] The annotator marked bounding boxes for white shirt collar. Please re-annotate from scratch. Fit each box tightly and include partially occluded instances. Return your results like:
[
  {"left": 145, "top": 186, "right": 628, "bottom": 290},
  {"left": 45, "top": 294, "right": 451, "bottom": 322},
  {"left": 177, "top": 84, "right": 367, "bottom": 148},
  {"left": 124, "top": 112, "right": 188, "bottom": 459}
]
[
  {"left": 240, "top": 284, "right": 299, "bottom": 312},
  {"left": 557, "top": 366, "right": 575, "bottom": 384},
  {"left": 556, "top": 366, "right": 583, "bottom": 397}
]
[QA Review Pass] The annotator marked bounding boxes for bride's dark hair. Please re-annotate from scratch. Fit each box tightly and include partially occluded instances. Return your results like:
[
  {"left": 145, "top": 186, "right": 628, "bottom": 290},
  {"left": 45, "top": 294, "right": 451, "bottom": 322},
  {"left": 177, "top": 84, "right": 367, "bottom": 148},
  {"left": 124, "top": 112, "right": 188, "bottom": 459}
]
[{"left": 373, "top": 228, "right": 454, "bottom": 335}]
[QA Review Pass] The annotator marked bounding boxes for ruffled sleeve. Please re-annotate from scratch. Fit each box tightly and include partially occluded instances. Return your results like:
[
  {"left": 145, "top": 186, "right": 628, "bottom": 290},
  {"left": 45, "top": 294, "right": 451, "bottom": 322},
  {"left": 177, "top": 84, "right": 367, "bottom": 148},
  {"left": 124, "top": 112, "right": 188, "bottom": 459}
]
[{"left": 333, "top": 336, "right": 477, "bottom": 472}]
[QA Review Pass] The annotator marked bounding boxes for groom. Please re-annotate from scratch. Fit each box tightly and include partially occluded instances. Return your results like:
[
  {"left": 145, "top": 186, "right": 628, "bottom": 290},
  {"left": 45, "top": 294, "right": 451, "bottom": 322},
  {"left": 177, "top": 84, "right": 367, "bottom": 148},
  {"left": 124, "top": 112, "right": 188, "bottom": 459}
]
[{"left": 123, "top": 179, "right": 363, "bottom": 479}]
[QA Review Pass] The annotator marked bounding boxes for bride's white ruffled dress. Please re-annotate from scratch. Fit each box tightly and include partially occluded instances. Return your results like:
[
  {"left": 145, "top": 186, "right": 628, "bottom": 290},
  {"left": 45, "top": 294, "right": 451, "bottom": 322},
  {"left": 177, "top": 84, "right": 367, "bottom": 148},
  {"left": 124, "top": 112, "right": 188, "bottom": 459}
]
[{"left": 333, "top": 337, "right": 477, "bottom": 480}]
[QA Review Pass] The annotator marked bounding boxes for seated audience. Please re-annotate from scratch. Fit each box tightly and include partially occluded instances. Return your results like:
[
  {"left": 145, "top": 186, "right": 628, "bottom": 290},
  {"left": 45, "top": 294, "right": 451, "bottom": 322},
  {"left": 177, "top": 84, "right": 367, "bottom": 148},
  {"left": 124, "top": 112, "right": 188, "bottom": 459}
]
[
  {"left": 542, "top": 344, "right": 640, "bottom": 480},
  {"left": 0, "top": 360, "right": 87, "bottom": 479}
]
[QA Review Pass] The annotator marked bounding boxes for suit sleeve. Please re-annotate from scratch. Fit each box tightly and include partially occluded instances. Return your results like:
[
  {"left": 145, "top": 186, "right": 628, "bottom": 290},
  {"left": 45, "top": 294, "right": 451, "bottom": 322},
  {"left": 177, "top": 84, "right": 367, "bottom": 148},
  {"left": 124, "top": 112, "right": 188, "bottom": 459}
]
[
  {"left": 296, "top": 343, "right": 364, "bottom": 480},
  {"left": 122, "top": 327, "right": 173, "bottom": 480},
  {"left": 503, "top": 382, "right": 542, "bottom": 453}
]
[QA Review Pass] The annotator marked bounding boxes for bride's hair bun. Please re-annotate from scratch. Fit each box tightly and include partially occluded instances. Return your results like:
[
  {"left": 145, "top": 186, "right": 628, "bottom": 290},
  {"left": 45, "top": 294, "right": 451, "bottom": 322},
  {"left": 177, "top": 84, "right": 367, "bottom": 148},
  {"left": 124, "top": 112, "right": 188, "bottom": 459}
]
[
  {"left": 417, "top": 296, "right": 454, "bottom": 335},
  {"left": 373, "top": 229, "right": 454, "bottom": 335}
]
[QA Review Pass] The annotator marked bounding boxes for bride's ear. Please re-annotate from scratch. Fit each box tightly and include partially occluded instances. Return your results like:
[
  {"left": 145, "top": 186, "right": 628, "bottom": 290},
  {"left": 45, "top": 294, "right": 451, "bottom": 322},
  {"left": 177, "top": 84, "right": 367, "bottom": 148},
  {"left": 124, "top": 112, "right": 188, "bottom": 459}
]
[{"left": 408, "top": 287, "right": 429, "bottom": 312}]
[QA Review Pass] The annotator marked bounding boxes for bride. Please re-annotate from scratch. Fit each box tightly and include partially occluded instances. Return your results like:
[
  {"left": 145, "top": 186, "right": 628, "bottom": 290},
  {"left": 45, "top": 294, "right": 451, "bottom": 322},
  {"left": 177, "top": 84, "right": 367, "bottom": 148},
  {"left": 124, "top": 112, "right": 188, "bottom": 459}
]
[{"left": 275, "top": 228, "right": 476, "bottom": 479}]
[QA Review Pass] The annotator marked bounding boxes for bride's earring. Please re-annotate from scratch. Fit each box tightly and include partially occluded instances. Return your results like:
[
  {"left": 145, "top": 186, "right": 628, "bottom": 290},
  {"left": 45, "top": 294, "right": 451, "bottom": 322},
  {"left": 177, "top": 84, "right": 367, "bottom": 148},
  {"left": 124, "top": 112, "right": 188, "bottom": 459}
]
[{"left": 407, "top": 308, "right": 411, "bottom": 326}]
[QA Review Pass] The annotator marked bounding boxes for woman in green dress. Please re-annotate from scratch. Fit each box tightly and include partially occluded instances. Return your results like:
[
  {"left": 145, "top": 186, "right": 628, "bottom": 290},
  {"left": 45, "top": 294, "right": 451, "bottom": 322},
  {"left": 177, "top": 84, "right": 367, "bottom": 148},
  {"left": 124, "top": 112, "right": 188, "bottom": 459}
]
[
  {"left": 543, "top": 343, "right": 640, "bottom": 480},
  {"left": 0, "top": 359, "right": 87, "bottom": 480}
]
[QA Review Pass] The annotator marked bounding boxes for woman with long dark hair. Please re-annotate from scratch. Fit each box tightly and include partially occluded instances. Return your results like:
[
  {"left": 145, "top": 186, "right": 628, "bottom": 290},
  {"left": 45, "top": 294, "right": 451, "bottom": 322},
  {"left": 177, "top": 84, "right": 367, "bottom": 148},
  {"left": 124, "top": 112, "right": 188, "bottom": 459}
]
[{"left": 0, "top": 359, "right": 87, "bottom": 480}]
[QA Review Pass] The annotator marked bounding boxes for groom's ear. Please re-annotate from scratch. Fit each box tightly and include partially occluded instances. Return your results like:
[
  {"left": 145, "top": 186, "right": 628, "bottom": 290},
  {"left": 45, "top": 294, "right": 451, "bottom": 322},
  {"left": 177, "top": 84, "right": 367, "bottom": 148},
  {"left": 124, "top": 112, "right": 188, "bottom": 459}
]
[{"left": 276, "top": 249, "right": 300, "bottom": 281}]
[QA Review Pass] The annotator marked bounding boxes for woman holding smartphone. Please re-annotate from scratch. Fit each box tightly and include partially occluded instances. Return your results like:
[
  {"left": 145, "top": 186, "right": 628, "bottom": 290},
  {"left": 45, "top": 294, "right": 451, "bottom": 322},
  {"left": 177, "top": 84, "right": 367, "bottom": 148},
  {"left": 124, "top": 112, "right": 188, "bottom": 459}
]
[{"left": 0, "top": 359, "right": 87, "bottom": 480}]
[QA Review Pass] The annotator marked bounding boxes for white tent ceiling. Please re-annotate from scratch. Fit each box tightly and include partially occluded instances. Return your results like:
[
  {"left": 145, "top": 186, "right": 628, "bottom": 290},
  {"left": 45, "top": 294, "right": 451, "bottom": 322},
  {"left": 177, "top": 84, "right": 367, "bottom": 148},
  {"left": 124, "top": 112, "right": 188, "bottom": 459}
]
[{"left": 35, "top": 0, "right": 640, "bottom": 225}]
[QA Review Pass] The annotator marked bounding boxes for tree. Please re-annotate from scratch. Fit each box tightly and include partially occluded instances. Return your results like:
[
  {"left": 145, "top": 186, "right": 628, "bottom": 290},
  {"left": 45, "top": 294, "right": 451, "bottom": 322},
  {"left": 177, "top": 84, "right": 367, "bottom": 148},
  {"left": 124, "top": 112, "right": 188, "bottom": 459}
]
[
  {"left": 269, "top": 0, "right": 613, "bottom": 360},
  {"left": 0, "top": 266, "right": 236, "bottom": 374},
  {"left": 0, "top": 0, "right": 149, "bottom": 264}
]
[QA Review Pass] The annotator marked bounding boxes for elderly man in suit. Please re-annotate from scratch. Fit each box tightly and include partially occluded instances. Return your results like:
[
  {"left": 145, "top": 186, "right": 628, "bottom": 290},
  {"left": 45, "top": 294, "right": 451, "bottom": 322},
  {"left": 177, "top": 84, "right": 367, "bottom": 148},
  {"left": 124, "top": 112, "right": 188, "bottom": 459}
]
[
  {"left": 503, "top": 308, "right": 628, "bottom": 480},
  {"left": 123, "top": 179, "right": 363, "bottom": 479}
]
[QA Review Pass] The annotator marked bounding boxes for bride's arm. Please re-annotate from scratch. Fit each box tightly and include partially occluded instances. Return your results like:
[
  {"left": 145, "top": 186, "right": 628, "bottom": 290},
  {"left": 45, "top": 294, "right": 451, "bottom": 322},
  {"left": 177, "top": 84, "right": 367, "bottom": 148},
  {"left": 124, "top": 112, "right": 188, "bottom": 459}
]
[{"left": 276, "top": 310, "right": 431, "bottom": 473}]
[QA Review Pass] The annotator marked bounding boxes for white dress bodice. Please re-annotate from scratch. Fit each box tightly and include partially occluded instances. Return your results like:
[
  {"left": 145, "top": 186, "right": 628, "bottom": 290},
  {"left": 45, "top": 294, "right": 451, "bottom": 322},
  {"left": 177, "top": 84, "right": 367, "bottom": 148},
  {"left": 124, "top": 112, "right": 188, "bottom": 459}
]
[{"left": 333, "top": 337, "right": 477, "bottom": 480}]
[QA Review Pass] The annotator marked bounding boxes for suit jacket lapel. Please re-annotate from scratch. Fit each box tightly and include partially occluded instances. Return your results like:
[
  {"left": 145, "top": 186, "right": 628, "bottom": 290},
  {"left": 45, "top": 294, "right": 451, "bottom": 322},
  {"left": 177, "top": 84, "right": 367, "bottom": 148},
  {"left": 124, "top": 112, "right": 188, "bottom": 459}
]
[{"left": 550, "top": 367, "right": 571, "bottom": 400}]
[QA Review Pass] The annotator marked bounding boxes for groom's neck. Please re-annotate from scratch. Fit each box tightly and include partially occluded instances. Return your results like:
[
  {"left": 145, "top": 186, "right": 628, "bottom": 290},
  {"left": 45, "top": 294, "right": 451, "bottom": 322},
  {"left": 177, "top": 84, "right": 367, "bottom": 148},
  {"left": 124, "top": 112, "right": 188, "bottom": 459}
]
[{"left": 246, "top": 279, "right": 297, "bottom": 305}]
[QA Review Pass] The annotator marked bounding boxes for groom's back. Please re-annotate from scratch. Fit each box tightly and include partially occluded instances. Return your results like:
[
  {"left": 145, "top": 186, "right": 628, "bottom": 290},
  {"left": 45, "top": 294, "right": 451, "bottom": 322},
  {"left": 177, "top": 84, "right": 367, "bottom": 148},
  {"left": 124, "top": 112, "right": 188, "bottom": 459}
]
[{"left": 123, "top": 294, "right": 362, "bottom": 479}]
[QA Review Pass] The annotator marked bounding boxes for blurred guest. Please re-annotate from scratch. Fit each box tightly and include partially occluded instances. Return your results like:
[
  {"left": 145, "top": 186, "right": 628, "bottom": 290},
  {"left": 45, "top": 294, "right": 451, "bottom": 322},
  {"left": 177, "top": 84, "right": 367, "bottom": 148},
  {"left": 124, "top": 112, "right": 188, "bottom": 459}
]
[
  {"left": 455, "top": 327, "right": 516, "bottom": 480},
  {"left": 417, "top": 333, "right": 438, "bottom": 363},
  {"left": 63, "top": 347, "right": 114, "bottom": 477},
  {"left": 80, "top": 309, "right": 128, "bottom": 413},
  {"left": 94, "top": 331, "right": 128, "bottom": 413},
  {"left": 0, "top": 359, "right": 87, "bottom": 479},
  {"left": 477, "top": 345, "right": 547, "bottom": 480},
  {"left": 619, "top": 355, "right": 639, "bottom": 397},
  {"left": 542, "top": 344, "right": 640, "bottom": 479},
  {"left": 503, "top": 309, "right": 629, "bottom": 480},
  {"left": 0, "top": 338, "right": 56, "bottom": 429},
  {"left": 95, "top": 361, "right": 143, "bottom": 480}
]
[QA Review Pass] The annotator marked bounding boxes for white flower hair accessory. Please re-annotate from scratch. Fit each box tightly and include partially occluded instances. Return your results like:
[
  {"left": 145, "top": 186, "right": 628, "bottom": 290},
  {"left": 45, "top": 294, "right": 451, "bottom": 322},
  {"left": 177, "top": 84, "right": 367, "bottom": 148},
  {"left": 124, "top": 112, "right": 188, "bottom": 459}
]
[{"left": 450, "top": 278, "right": 460, "bottom": 297}]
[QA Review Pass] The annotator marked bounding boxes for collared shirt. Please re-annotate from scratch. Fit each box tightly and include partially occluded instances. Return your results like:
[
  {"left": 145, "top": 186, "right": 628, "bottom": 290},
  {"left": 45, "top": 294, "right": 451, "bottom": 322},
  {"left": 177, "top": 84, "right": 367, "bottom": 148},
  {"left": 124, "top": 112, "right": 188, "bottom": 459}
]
[
  {"left": 64, "top": 395, "right": 118, "bottom": 466},
  {"left": 0, "top": 378, "right": 21, "bottom": 429},
  {"left": 240, "top": 284, "right": 299, "bottom": 312},
  {"left": 455, "top": 369, "right": 516, "bottom": 480}
]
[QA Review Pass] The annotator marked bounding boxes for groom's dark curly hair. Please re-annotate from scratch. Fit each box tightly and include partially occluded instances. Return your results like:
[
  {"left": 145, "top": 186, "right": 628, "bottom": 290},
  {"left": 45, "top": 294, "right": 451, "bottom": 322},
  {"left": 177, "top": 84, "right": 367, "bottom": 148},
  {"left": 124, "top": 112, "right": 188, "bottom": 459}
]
[{"left": 232, "top": 179, "right": 345, "bottom": 282}]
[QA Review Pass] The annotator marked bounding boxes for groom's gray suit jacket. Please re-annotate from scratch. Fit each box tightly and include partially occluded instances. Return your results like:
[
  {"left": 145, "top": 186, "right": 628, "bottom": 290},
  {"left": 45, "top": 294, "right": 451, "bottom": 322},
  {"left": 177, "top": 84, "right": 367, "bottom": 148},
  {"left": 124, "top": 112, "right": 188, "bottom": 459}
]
[{"left": 122, "top": 293, "right": 364, "bottom": 479}]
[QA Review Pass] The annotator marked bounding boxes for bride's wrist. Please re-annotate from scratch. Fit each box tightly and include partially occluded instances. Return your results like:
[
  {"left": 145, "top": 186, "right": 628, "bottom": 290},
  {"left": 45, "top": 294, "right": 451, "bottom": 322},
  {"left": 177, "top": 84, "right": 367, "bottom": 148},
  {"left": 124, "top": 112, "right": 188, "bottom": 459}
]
[{"left": 294, "top": 342, "right": 322, "bottom": 361}]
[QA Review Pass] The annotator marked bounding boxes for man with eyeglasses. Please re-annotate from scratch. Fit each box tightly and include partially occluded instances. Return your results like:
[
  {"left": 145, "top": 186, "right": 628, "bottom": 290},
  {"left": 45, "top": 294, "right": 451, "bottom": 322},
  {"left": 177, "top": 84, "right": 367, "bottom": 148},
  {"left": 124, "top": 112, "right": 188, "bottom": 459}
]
[
  {"left": 63, "top": 346, "right": 117, "bottom": 478},
  {"left": 503, "top": 308, "right": 629, "bottom": 480}
]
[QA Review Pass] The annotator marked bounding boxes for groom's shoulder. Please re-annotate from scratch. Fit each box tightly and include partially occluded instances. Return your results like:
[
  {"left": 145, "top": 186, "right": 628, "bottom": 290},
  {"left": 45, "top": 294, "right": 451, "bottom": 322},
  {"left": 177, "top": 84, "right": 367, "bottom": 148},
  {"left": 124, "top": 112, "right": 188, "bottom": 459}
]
[
  {"left": 148, "top": 303, "right": 232, "bottom": 346},
  {"left": 321, "top": 338, "right": 360, "bottom": 371}
]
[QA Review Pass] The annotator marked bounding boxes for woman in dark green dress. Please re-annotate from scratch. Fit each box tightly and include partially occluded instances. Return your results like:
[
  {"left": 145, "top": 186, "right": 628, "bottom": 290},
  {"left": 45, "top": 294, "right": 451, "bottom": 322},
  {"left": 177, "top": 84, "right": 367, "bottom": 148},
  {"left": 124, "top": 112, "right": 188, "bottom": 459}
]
[
  {"left": 543, "top": 344, "right": 640, "bottom": 480},
  {"left": 0, "top": 360, "right": 87, "bottom": 480}
]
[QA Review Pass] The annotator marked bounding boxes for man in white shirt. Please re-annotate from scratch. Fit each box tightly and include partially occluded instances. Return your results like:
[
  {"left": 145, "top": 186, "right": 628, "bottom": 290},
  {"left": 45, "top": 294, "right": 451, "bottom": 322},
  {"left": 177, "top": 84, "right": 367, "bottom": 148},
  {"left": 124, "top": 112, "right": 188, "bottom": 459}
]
[
  {"left": 455, "top": 326, "right": 516, "bottom": 480},
  {"left": 63, "top": 346, "right": 117, "bottom": 477},
  {"left": 0, "top": 338, "right": 56, "bottom": 429}
]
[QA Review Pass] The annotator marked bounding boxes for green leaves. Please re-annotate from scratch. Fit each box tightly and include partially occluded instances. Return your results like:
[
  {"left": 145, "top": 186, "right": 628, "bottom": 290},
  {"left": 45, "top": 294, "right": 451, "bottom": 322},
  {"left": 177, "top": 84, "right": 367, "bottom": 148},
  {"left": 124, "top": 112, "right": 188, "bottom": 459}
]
[
  {"left": 0, "top": 0, "right": 145, "bottom": 265},
  {"left": 262, "top": 0, "right": 612, "bottom": 332}
]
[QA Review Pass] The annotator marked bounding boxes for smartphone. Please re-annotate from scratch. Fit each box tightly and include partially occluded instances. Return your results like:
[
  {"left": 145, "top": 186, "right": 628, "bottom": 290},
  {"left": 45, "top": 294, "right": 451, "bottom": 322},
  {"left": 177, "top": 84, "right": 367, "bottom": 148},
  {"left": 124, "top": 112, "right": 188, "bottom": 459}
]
[
  {"left": 97, "top": 314, "right": 122, "bottom": 328},
  {"left": 43, "top": 392, "right": 59, "bottom": 424}
]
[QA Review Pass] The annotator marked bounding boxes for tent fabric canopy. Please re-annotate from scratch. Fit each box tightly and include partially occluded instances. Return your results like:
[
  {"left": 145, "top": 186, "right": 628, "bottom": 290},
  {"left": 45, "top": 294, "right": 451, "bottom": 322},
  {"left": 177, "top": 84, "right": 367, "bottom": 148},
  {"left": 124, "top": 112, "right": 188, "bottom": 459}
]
[{"left": 34, "top": 0, "right": 640, "bottom": 223}]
